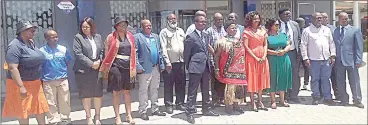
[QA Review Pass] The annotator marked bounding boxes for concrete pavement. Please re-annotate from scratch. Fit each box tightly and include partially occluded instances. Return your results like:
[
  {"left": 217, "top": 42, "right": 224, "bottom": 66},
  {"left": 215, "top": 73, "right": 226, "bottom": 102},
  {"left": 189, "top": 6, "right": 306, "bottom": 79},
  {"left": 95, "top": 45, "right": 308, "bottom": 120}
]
[{"left": 1, "top": 53, "right": 367, "bottom": 124}]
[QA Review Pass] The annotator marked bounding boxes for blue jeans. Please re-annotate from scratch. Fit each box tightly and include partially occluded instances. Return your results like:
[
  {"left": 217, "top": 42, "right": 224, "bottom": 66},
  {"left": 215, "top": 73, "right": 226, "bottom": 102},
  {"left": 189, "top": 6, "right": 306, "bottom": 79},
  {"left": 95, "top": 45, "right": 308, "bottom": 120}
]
[{"left": 309, "top": 60, "right": 332, "bottom": 100}]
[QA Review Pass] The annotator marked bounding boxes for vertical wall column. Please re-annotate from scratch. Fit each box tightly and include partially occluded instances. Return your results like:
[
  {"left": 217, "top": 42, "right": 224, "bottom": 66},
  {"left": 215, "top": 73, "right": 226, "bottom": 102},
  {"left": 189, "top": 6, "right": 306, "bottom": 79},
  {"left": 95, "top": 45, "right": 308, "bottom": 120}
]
[{"left": 353, "top": 1, "right": 360, "bottom": 28}]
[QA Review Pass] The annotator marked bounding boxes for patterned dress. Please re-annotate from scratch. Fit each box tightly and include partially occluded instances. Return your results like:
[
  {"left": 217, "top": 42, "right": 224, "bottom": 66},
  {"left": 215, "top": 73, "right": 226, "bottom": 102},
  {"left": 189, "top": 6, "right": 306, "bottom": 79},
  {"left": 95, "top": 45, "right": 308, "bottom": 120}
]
[
  {"left": 266, "top": 32, "right": 292, "bottom": 92},
  {"left": 242, "top": 28, "right": 270, "bottom": 93},
  {"left": 215, "top": 37, "right": 247, "bottom": 105}
]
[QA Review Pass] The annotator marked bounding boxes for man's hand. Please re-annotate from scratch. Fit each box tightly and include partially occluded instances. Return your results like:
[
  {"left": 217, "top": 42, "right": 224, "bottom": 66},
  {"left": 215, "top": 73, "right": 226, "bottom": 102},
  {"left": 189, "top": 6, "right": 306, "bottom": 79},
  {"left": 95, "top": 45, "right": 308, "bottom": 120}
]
[
  {"left": 330, "top": 58, "right": 335, "bottom": 66},
  {"left": 304, "top": 60, "right": 310, "bottom": 67},
  {"left": 92, "top": 60, "right": 101, "bottom": 70},
  {"left": 356, "top": 63, "right": 362, "bottom": 68},
  {"left": 137, "top": 69, "right": 144, "bottom": 73},
  {"left": 165, "top": 64, "right": 172, "bottom": 73},
  {"left": 19, "top": 86, "right": 27, "bottom": 99}
]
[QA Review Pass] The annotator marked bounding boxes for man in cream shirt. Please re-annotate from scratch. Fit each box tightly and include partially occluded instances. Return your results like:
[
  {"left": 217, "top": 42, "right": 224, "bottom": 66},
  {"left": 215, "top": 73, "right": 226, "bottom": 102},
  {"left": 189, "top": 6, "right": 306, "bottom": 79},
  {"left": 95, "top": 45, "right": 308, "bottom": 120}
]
[
  {"left": 300, "top": 12, "right": 336, "bottom": 106},
  {"left": 159, "top": 13, "right": 186, "bottom": 114}
]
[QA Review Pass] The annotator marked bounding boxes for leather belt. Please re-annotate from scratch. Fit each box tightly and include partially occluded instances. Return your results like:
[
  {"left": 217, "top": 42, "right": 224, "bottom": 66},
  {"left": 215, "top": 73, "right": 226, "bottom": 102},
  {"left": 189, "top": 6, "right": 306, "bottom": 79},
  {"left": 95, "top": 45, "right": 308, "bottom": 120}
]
[{"left": 116, "top": 55, "right": 129, "bottom": 60}]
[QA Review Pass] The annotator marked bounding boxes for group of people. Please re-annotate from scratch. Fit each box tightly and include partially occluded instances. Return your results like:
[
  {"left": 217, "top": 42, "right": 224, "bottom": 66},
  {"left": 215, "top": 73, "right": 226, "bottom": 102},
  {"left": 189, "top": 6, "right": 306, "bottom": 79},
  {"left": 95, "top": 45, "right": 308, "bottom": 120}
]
[{"left": 2, "top": 8, "right": 364, "bottom": 125}]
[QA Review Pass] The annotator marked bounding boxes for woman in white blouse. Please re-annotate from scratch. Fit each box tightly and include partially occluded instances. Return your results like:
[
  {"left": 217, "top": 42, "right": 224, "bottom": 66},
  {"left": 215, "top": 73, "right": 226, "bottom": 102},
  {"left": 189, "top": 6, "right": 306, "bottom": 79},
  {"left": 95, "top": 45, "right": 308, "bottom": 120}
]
[{"left": 73, "top": 17, "right": 104, "bottom": 125}]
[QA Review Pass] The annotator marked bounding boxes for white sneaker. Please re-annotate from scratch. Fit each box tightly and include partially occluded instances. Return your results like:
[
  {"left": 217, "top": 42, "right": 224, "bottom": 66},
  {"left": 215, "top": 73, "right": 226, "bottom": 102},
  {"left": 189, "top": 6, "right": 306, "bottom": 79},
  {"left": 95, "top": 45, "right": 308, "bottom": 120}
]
[{"left": 302, "top": 85, "right": 308, "bottom": 90}]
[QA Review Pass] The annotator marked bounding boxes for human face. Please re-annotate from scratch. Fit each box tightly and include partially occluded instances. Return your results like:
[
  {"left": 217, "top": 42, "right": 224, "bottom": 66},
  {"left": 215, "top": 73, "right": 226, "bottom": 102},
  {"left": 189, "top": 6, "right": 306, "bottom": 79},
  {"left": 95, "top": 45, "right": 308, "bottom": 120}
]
[
  {"left": 195, "top": 16, "right": 207, "bottom": 31},
  {"left": 226, "top": 24, "right": 237, "bottom": 36},
  {"left": 321, "top": 13, "right": 329, "bottom": 26},
  {"left": 312, "top": 13, "right": 323, "bottom": 27},
  {"left": 116, "top": 21, "right": 128, "bottom": 33},
  {"left": 46, "top": 31, "right": 58, "bottom": 45},
  {"left": 280, "top": 10, "right": 291, "bottom": 22},
  {"left": 167, "top": 14, "right": 177, "bottom": 28},
  {"left": 228, "top": 14, "right": 236, "bottom": 23},
  {"left": 272, "top": 20, "right": 280, "bottom": 32},
  {"left": 214, "top": 16, "right": 223, "bottom": 28},
  {"left": 252, "top": 15, "right": 260, "bottom": 28},
  {"left": 22, "top": 27, "right": 36, "bottom": 40},
  {"left": 142, "top": 20, "right": 152, "bottom": 35},
  {"left": 338, "top": 14, "right": 349, "bottom": 26},
  {"left": 81, "top": 21, "right": 91, "bottom": 36}
]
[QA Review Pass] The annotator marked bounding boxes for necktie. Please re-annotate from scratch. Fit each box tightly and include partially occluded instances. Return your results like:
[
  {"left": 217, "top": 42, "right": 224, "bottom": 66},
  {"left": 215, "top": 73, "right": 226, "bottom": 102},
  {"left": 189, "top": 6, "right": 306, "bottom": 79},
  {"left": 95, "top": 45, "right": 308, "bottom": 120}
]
[
  {"left": 284, "top": 22, "right": 289, "bottom": 33},
  {"left": 340, "top": 26, "right": 344, "bottom": 39}
]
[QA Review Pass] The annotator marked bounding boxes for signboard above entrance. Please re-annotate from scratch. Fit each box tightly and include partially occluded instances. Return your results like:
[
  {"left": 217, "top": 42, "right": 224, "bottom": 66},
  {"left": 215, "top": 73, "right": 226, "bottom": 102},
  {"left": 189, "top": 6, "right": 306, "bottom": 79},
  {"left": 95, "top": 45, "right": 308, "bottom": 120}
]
[{"left": 57, "top": 1, "right": 75, "bottom": 14}]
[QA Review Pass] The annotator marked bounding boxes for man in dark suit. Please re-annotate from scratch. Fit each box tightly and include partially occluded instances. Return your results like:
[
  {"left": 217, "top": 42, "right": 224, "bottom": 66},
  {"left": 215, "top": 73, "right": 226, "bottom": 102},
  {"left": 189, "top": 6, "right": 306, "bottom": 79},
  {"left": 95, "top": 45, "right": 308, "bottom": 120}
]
[
  {"left": 184, "top": 15, "right": 219, "bottom": 124},
  {"left": 333, "top": 12, "right": 364, "bottom": 108},
  {"left": 279, "top": 8, "right": 302, "bottom": 103}
]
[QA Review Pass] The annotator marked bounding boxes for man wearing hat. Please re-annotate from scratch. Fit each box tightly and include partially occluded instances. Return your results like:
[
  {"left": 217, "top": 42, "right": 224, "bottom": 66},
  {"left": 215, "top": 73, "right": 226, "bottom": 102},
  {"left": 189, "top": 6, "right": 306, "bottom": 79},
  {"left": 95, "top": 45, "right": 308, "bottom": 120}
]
[
  {"left": 2, "top": 20, "right": 49, "bottom": 124},
  {"left": 134, "top": 19, "right": 166, "bottom": 120}
]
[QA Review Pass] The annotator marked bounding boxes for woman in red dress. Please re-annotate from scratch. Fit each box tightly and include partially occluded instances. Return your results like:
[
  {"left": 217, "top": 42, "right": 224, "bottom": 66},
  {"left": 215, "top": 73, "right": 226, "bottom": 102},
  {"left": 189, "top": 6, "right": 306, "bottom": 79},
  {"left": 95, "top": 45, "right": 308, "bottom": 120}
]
[
  {"left": 242, "top": 11, "right": 270, "bottom": 112},
  {"left": 214, "top": 22, "right": 247, "bottom": 115}
]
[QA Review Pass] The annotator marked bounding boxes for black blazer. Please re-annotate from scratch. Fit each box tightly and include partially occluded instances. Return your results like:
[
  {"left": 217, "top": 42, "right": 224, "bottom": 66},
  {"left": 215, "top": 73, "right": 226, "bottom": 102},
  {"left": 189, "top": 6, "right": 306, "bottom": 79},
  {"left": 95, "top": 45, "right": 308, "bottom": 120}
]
[
  {"left": 73, "top": 33, "right": 104, "bottom": 73},
  {"left": 184, "top": 30, "right": 211, "bottom": 74}
]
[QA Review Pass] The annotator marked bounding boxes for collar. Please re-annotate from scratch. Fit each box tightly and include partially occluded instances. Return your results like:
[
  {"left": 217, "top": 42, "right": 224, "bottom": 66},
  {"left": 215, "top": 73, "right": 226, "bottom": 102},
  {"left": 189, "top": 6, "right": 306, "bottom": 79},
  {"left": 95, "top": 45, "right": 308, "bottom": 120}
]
[
  {"left": 280, "top": 20, "right": 289, "bottom": 24},
  {"left": 143, "top": 33, "right": 153, "bottom": 38},
  {"left": 212, "top": 25, "right": 224, "bottom": 32},
  {"left": 340, "top": 25, "right": 348, "bottom": 29},
  {"left": 310, "top": 23, "right": 322, "bottom": 29},
  {"left": 195, "top": 29, "right": 202, "bottom": 36}
]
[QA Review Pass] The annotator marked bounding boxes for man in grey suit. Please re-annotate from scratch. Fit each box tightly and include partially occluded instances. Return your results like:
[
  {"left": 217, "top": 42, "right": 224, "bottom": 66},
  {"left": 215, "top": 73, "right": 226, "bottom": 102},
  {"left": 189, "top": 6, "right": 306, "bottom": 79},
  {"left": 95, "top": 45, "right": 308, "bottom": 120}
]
[
  {"left": 184, "top": 15, "right": 219, "bottom": 124},
  {"left": 279, "top": 8, "right": 301, "bottom": 103},
  {"left": 135, "top": 19, "right": 167, "bottom": 120},
  {"left": 333, "top": 12, "right": 364, "bottom": 108}
]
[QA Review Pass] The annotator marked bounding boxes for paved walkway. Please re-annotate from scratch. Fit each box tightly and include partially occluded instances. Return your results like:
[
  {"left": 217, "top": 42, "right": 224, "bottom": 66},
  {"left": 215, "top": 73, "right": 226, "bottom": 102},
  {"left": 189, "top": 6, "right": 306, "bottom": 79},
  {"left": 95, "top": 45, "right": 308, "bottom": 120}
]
[{"left": 2, "top": 54, "right": 367, "bottom": 124}]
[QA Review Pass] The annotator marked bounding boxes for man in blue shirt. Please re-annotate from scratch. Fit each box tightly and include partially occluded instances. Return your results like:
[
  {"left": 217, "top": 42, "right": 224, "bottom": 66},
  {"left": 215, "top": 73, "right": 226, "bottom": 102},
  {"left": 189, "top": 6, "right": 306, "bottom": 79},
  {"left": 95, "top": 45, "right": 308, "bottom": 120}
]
[
  {"left": 40, "top": 29, "right": 72, "bottom": 124},
  {"left": 134, "top": 19, "right": 166, "bottom": 120}
]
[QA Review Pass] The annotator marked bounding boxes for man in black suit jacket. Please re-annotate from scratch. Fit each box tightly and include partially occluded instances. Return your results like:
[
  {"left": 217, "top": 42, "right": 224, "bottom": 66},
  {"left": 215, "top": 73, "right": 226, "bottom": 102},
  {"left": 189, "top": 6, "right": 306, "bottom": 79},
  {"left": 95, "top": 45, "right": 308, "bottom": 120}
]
[{"left": 184, "top": 15, "right": 219, "bottom": 124}]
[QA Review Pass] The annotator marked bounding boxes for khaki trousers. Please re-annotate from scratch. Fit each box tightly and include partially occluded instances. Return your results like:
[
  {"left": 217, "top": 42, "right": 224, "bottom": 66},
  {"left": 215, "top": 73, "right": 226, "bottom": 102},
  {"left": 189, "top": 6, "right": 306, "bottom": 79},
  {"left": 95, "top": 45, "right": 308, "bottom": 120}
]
[{"left": 43, "top": 79, "right": 71, "bottom": 124}]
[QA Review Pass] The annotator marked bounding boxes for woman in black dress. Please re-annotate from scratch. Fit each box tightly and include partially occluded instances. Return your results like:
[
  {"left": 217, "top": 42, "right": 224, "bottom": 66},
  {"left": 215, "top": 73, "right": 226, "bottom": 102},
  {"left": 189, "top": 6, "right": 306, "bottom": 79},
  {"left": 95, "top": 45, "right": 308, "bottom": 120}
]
[
  {"left": 73, "top": 17, "right": 104, "bottom": 125},
  {"left": 99, "top": 16, "right": 136, "bottom": 125}
]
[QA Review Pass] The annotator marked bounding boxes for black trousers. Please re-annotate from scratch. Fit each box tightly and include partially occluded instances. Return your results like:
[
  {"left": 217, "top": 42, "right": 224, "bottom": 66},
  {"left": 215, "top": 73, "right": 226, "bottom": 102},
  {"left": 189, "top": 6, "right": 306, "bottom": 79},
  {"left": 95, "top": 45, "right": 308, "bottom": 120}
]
[
  {"left": 185, "top": 68, "right": 211, "bottom": 114},
  {"left": 210, "top": 66, "right": 225, "bottom": 101},
  {"left": 163, "top": 63, "right": 186, "bottom": 107}
]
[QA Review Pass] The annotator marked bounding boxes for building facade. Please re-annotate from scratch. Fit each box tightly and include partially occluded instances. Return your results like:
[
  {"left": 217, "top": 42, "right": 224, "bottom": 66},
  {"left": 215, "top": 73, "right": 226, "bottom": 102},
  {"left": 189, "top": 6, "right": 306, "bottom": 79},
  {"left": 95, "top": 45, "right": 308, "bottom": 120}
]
[{"left": 0, "top": 0, "right": 366, "bottom": 93}]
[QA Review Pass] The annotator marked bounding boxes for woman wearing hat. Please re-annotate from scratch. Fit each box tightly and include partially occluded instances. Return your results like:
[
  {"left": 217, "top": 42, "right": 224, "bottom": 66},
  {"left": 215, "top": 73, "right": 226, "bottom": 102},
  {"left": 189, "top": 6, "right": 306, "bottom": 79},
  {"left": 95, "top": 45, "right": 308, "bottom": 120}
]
[
  {"left": 73, "top": 17, "right": 104, "bottom": 124},
  {"left": 99, "top": 16, "right": 136, "bottom": 125},
  {"left": 2, "top": 20, "right": 48, "bottom": 124},
  {"left": 214, "top": 22, "right": 247, "bottom": 115}
]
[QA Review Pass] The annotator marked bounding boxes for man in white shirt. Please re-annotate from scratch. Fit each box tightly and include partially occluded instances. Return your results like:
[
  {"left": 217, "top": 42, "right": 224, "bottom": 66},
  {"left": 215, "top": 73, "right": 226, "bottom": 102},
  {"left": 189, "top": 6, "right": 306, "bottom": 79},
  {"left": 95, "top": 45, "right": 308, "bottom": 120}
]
[
  {"left": 300, "top": 12, "right": 336, "bottom": 106},
  {"left": 185, "top": 10, "right": 206, "bottom": 36},
  {"left": 159, "top": 13, "right": 186, "bottom": 114}
]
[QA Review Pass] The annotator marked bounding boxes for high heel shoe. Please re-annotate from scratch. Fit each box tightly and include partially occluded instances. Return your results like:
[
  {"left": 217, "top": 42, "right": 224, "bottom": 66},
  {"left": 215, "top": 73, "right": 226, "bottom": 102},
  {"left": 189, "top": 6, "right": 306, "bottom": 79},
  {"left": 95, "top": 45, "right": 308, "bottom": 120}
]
[
  {"left": 94, "top": 115, "right": 101, "bottom": 125},
  {"left": 114, "top": 117, "right": 123, "bottom": 125},
  {"left": 86, "top": 116, "right": 94, "bottom": 125},
  {"left": 250, "top": 103, "right": 258, "bottom": 112},
  {"left": 126, "top": 115, "right": 135, "bottom": 125},
  {"left": 257, "top": 102, "right": 268, "bottom": 111}
]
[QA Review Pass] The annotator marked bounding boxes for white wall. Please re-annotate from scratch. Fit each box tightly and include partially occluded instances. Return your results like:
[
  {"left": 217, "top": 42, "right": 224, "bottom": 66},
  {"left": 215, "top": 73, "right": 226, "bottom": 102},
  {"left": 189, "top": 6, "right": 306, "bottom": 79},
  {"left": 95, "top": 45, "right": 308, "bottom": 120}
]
[{"left": 148, "top": 0, "right": 205, "bottom": 12}]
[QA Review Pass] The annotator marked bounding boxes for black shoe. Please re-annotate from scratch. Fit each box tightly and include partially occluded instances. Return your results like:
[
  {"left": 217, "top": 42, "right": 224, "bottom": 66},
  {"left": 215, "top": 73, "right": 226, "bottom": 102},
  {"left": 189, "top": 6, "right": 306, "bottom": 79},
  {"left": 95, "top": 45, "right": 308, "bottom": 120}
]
[
  {"left": 289, "top": 98, "right": 301, "bottom": 104},
  {"left": 202, "top": 110, "right": 219, "bottom": 116},
  {"left": 152, "top": 111, "right": 166, "bottom": 116},
  {"left": 186, "top": 114, "right": 195, "bottom": 124},
  {"left": 323, "top": 100, "right": 336, "bottom": 106},
  {"left": 233, "top": 106, "right": 245, "bottom": 114},
  {"left": 176, "top": 105, "right": 186, "bottom": 111},
  {"left": 338, "top": 101, "right": 349, "bottom": 106},
  {"left": 312, "top": 97, "right": 320, "bottom": 105},
  {"left": 166, "top": 106, "right": 173, "bottom": 114},
  {"left": 354, "top": 102, "right": 365, "bottom": 109},
  {"left": 140, "top": 113, "right": 149, "bottom": 120}
]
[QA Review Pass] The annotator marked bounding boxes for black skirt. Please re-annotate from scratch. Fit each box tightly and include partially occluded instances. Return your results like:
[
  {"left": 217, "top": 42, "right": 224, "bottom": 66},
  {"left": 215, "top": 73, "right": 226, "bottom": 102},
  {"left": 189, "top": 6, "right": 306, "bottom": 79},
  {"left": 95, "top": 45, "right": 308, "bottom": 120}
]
[
  {"left": 107, "top": 63, "right": 135, "bottom": 92},
  {"left": 75, "top": 69, "right": 103, "bottom": 99}
]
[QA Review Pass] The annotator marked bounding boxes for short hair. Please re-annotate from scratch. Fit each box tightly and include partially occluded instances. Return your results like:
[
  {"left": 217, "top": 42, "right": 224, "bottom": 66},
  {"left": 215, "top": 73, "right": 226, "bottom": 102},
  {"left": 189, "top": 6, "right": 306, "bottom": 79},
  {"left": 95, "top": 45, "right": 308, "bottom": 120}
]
[
  {"left": 167, "top": 13, "right": 176, "bottom": 20},
  {"left": 264, "top": 18, "right": 278, "bottom": 31},
  {"left": 228, "top": 13, "right": 238, "bottom": 19},
  {"left": 278, "top": 8, "right": 290, "bottom": 16},
  {"left": 194, "top": 15, "right": 205, "bottom": 22},
  {"left": 44, "top": 29, "right": 56, "bottom": 38},
  {"left": 224, "top": 21, "right": 236, "bottom": 30},
  {"left": 79, "top": 17, "right": 96, "bottom": 36},
  {"left": 295, "top": 17, "right": 305, "bottom": 24},
  {"left": 245, "top": 11, "right": 262, "bottom": 28}
]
